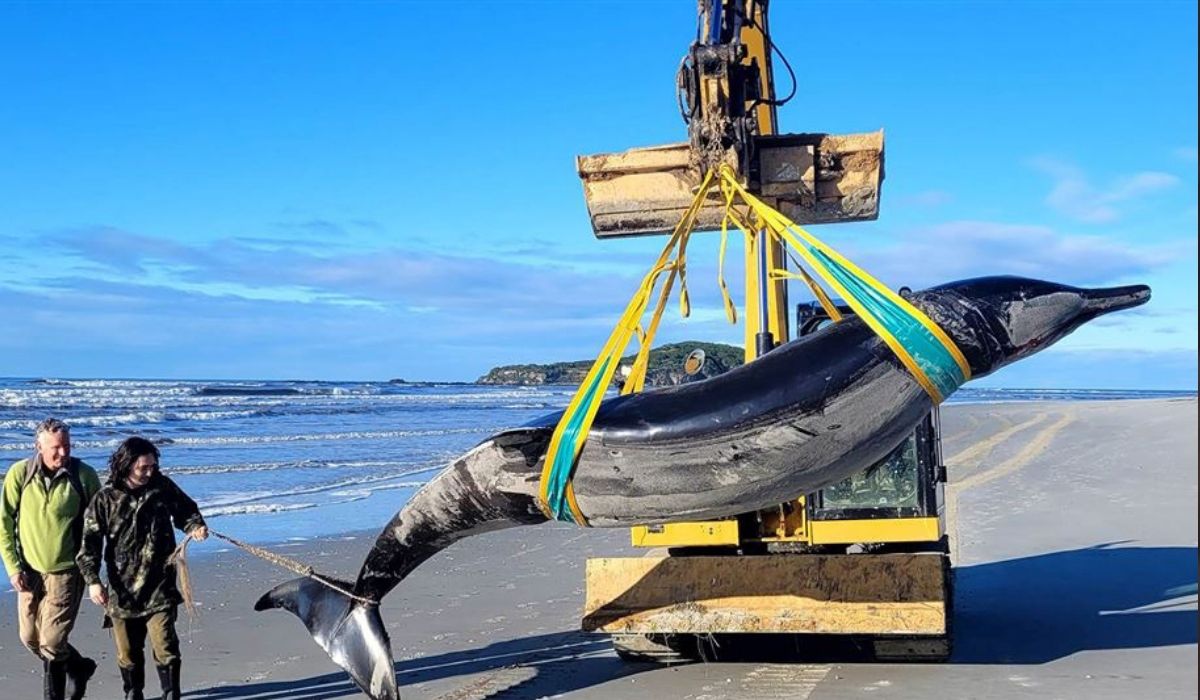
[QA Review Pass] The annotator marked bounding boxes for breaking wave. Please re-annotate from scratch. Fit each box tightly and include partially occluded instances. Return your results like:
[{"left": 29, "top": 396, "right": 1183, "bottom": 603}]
[
  {"left": 0, "top": 409, "right": 263, "bottom": 431},
  {"left": 204, "top": 502, "right": 319, "bottom": 517},
  {"left": 0, "top": 428, "right": 496, "bottom": 452},
  {"left": 166, "top": 459, "right": 446, "bottom": 477}
]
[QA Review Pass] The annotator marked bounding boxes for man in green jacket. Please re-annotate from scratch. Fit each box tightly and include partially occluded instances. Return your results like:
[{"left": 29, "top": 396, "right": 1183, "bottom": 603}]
[{"left": 0, "top": 418, "right": 103, "bottom": 700}]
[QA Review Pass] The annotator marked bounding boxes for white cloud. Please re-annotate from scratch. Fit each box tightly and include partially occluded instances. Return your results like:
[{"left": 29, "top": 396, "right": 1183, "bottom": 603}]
[
  {"left": 968, "top": 347, "right": 1196, "bottom": 391},
  {"left": 11, "top": 213, "right": 1190, "bottom": 380},
  {"left": 1029, "top": 157, "right": 1180, "bottom": 223},
  {"left": 823, "top": 220, "right": 1184, "bottom": 292}
]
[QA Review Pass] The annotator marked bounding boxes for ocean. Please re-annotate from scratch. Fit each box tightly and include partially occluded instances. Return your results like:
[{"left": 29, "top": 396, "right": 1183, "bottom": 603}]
[{"left": 1, "top": 378, "right": 1193, "bottom": 545}]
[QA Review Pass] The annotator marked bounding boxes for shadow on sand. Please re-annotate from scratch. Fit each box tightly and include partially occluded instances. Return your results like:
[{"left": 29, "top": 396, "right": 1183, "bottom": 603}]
[
  {"left": 185, "top": 630, "right": 639, "bottom": 700},
  {"left": 187, "top": 543, "right": 1197, "bottom": 699},
  {"left": 952, "top": 542, "right": 1196, "bottom": 663}
]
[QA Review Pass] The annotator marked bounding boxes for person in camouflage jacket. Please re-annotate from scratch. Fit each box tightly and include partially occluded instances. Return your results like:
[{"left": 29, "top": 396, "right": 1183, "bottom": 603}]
[{"left": 76, "top": 437, "right": 207, "bottom": 700}]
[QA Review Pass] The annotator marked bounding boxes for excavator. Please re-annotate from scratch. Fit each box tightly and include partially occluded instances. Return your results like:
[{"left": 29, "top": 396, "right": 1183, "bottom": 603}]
[{"left": 574, "top": 0, "right": 951, "bottom": 662}]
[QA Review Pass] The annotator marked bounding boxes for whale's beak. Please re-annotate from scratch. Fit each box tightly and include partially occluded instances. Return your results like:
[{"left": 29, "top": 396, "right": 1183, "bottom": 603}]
[
  {"left": 983, "top": 281, "right": 1154, "bottom": 376},
  {"left": 1083, "top": 284, "right": 1152, "bottom": 315}
]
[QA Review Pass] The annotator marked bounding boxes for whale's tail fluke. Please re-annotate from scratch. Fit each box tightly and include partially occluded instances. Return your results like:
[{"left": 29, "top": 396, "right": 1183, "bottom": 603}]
[{"left": 255, "top": 577, "right": 398, "bottom": 700}]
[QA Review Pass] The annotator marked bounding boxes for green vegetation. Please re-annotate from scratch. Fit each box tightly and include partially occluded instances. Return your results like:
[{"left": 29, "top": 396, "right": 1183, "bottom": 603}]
[{"left": 477, "top": 341, "right": 744, "bottom": 386}]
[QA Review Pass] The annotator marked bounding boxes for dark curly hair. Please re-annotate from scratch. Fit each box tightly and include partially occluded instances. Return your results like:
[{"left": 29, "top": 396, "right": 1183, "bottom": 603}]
[{"left": 108, "top": 436, "right": 160, "bottom": 486}]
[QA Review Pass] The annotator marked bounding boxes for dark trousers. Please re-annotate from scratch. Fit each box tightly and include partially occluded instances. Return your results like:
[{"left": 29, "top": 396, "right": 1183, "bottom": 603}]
[{"left": 110, "top": 607, "right": 180, "bottom": 669}]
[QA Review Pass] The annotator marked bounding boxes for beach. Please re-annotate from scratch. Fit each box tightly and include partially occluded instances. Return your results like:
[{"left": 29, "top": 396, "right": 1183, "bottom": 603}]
[{"left": 1, "top": 398, "right": 1195, "bottom": 699}]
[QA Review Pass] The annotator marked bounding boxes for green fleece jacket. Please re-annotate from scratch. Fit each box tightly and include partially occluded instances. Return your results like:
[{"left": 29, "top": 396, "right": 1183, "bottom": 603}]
[{"left": 0, "top": 458, "right": 102, "bottom": 577}]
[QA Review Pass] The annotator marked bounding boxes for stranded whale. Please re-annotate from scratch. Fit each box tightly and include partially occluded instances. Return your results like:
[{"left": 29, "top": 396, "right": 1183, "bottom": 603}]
[{"left": 256, "top": 275, "right": 1150, "bottom": 700}]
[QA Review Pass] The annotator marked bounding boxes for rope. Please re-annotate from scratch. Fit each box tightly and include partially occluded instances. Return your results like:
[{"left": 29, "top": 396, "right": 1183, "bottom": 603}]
[
  {"left": 171, "top": 536, "right": 198, "bottom": 619},
  {"left": 167, "top": 529, "right": 376, "bottom": 616}
]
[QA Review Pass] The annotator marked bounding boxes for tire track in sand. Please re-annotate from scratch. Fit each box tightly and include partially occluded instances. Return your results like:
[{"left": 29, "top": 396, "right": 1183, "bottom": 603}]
[
  {"left": 946, "top": 409, "right": 1076, "bottom": 560},
  {"left": 431, "top": 665, "right": 539, "bottom": 699},
  {"left": 944, "top": 413, "right": 1048, "bottom": 473},
  {"left": 693, "top": 663, "right": 831, "bottom": 700}
]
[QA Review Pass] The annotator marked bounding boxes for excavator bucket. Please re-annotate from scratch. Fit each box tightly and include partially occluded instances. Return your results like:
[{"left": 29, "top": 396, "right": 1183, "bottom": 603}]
[{"left": 577, "top": 130, "right": 884, "bottom": 238}]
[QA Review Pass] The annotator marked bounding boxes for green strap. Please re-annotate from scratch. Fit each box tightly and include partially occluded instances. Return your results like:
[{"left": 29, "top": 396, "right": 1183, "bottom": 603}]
[
  {"left": 542, "top": 358, "right": 611, "bottom": 523},
  {"left": 811, "top": 248, "right": 967, "bottom": 398}
]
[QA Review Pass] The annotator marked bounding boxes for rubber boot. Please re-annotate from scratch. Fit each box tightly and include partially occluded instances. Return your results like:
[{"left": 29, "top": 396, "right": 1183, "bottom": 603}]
[
  {"left": 120, "top": 664, "right": 145, "bottom": 700},
  {"left": 65, "top": 650, "right": 97, "bottom": 700},
  {"left": 156, "top": 660, "right": 181, "bottom": 700},
  {"left": 43, "top": 659, "right": 68, "bottom": 700}
]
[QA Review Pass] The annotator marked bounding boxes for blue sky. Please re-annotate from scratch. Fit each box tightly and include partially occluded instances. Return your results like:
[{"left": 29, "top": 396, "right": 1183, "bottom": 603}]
[{"left": 1, "top": 1, "right": 1195, "bottom": 388}]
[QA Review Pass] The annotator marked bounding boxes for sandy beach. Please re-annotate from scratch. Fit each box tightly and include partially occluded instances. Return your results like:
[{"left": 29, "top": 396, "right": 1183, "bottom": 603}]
[{"left": 1, "top": 398, "right": 1195, "bottom": 699}]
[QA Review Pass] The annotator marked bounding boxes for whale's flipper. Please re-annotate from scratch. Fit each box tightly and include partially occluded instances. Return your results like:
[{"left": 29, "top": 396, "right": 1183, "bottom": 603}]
[{"left": 255, "top": 577, "right": 398, "bottom": 700}]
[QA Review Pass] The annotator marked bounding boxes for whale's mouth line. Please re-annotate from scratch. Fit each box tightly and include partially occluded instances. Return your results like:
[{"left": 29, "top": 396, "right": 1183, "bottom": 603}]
[{"left": 1083, "top": 285, "right": 1152, "bottom": 314}]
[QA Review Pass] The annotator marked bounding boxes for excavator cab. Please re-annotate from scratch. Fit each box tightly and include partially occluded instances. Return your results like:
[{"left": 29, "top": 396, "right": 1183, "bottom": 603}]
[
  {"left": 583, "top": 304, "right": 953, "bottom": 663},
  {"left": 797, "top": 301, "right": 946, "bottom": 545}
]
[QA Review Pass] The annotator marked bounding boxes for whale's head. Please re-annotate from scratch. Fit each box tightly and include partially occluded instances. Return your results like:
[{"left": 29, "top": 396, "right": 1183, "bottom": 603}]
[{"left": 918, "top": 276, "right": 1151, "bottom": 379}]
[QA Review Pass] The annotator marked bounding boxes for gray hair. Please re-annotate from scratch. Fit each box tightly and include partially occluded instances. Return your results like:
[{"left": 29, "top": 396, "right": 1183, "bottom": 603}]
[{"left": 35, "top": 417, "right": 70, "bottom": 440}]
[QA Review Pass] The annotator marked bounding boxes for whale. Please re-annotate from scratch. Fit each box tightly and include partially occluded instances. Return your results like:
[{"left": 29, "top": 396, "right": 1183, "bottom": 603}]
[{"left": 255, "top": 275, "right": 1150, "bottom": 700}]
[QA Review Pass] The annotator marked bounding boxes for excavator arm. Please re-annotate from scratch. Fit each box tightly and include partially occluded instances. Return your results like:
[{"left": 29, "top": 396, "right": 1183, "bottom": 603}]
[
  {"left": 576, "top": 0, "right": 884, "bottom": 358},
  {"left": 576, "top": 0, "right": 884, "bottom": 239}
]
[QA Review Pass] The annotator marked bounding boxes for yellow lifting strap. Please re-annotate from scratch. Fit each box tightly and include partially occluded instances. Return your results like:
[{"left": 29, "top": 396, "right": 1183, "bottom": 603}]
[
  {"left": 538, "top": 165, "right": 971, "bottom": 525},
  {"left": 715, "top": 165, "right": 971, "bottom": 402},
  {"left": 537, "top": 170, "right": 717, "bottom": 525}
]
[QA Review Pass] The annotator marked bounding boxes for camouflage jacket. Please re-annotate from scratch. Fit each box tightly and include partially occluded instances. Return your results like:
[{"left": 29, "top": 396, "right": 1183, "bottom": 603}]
[{"left": 76, "top": 474, "right": 205, "bottom": 619}]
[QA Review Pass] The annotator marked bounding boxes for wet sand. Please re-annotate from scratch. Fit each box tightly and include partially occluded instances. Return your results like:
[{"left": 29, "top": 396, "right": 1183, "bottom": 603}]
[{"left": 1, "top": 398, "right": 1195, "bottom": 699}]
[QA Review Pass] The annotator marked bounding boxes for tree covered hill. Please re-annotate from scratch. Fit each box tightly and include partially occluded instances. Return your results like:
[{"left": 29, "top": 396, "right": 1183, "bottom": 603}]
[{"left": 477, "top": 341, "right": 744, "bottom": 386}]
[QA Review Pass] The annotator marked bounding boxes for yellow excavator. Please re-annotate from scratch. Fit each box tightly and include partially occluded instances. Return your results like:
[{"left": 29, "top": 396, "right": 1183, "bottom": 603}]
[{"left": 574, "top": 0, "right": 951, "bottom": 662}]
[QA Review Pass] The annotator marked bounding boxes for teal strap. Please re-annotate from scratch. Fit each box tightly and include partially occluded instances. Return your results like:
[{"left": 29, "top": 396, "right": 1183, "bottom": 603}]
[
  {"left": 812, "top": 248, "right": 966, "bottom": 398},
  {"left": 542, "top": 357, "right": 611, "bottom": 523}
]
